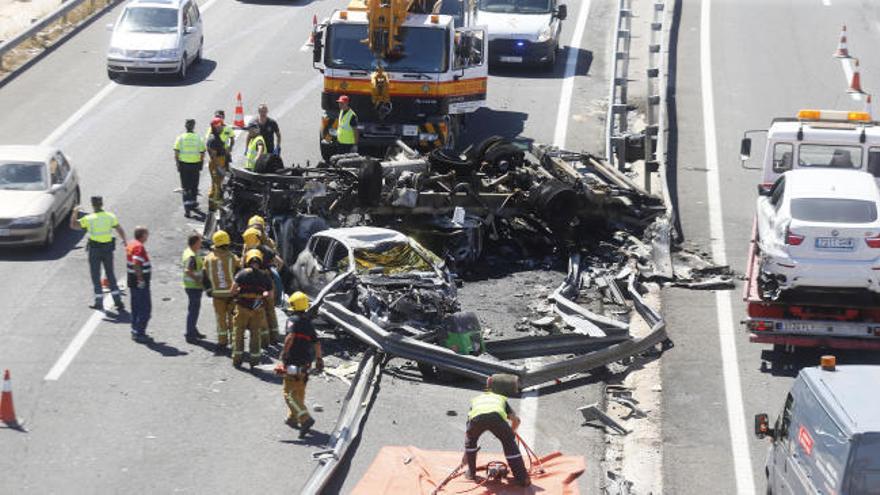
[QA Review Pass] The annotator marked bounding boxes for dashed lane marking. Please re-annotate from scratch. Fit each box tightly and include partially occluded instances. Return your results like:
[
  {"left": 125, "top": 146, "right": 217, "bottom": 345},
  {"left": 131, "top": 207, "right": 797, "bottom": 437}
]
[{"left": 700, "top": 1, "right": 756, "bottom": 493}]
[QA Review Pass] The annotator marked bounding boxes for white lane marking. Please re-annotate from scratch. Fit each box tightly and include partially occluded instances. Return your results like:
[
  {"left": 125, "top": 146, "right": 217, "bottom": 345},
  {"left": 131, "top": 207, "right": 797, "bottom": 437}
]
[
  {"left": 700, "top": 1, "right": 756, "bottom": 494},
  {"left": 39, "top": 0, "right": 222, "bottom": 147},
  {"left": 45, "top": 303, "right": 108, "bottom": 381},
  {"left": 553, "top": 0, "right": 591, "bottom": 148}
]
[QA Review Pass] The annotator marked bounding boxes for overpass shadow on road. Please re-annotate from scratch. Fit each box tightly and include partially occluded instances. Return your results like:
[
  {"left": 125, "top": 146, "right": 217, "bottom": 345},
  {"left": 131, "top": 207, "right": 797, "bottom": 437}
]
[{"left": 489, "top": 48, "right": 592, "bottom": 80}]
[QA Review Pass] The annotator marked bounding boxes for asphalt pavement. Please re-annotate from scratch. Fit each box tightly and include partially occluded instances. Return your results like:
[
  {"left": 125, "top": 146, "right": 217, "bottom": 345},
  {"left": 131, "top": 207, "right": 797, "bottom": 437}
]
[
  {"left": 662, "top": 1, "right": 880, "bottom": 494},
  {"left": 0, "top": 0, "right": 615, "bottom": 492}
]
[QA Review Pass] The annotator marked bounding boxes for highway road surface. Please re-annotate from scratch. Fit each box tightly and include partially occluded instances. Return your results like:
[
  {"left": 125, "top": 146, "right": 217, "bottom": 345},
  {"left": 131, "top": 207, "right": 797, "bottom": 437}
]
[
  {"left": 663, "top": 0, "right": 880, "bottom": 494},
  {"left": 0, "top": 0, "right": 615, "bottom": 492}
]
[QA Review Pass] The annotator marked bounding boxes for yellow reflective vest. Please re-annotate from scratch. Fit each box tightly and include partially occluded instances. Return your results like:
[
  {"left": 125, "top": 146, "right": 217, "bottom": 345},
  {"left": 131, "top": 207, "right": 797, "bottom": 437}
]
[
  {"left": 79, "top": 211, "right": 118, "bottom": 243},
  {"left": 337, "top": 109, "right": 357, "bottom": 145},
  {"left": 246, "top": 135, "right": 266, "bottom": 171},
  {"left": 468, "top": 392, "right": 508, "bottom": 421},
  {"left": 174, "top": 132, "right": 206, "bottom": 164},
  {"left": 182, "top": 247, "right": 204, "bottom": 289}
]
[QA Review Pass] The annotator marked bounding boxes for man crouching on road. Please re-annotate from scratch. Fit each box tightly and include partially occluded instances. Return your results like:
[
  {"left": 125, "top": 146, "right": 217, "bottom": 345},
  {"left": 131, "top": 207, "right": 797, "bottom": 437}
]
[
  {"left": 464, "top": 374, "right": 531, "bottom": 487},
  {"left": 276, "top": 291, "right": 322, "bottom": 438}
]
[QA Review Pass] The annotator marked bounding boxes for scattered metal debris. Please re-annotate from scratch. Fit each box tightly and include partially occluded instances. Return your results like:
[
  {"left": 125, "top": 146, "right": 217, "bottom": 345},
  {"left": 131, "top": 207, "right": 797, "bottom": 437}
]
[{"left": 579, "top": 403, "right": 630, "bottom": 435}]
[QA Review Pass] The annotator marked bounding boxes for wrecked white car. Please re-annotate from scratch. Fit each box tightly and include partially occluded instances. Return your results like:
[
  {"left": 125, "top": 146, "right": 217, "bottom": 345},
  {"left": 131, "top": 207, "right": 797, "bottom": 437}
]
[{"left": 757, "top": 169, "right": 880, "bottom": 295}]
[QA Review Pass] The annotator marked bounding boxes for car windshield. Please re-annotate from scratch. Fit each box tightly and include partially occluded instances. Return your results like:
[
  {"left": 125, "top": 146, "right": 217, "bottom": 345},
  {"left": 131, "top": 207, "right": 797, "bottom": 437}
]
[
  {"left": 791, "top": 198, "right": 878, "bottom": 223},
  {"left": 326, "top": 24, "right": 448, "bottom": 73},
  {"left": 478, "top": 0, "right": 552, "bottom": 14},
  {"left": 346, "top": 241, "right": 436, "bottom": 275},
  {"left": 118, "top": 7, "right": 178, "bottom": 33},
  {"left": 0, "top": 162, "right": 47, "bottom": 191},
  {"left": 798, "top": 144, "right": 863, "bottom": 169}
]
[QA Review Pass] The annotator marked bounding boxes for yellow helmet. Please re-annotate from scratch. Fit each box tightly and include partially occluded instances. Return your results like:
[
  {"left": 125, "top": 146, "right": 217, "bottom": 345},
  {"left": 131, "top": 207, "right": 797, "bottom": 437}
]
[
  {"left": 248, "top": 215, "right": 266, "bottom": 228},
  {"left": 288, "top": 291, "right": 310, "bottom": 312},
  {"left": 244, "top": 249, "right": 264, "bottom": 265},
  {"left": 242, "top": 227, "right": 262, "bottom": 247},
  {"left": 212, "top": 230, "right": 230, "bottom": 248}
]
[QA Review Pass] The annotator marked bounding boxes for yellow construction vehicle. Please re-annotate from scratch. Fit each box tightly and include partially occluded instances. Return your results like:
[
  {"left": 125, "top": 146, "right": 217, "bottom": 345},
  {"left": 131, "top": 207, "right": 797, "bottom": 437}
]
[{"left": 312, "top": 0, "right": 487, "bottom": 159}]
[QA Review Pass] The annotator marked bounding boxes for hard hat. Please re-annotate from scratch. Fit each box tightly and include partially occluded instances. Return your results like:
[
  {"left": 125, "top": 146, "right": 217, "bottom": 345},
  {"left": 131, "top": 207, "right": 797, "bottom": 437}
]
[
  {"left": 248, "top": 215, "right": 266, "bottom": 228},
  {"left": 211, "top": 117, "right": 224, "bottom": 128},
  {"left": 288, "top": 291, "right": 310, "bottom": 312},
  {"left": 242, "top": 227, "right": 262, "bottom": 247},
  {"left": 486, "top": 373, "right": 520, "bottom": 396},
  {"left": 336, "top": 95, "right": 350, "bottom": 104},
  {"left": 212, "top": 230, "right": 230, "bottom": 247},
  {"left": 245, "top": 249, "right": 264, "bottom": 265}
]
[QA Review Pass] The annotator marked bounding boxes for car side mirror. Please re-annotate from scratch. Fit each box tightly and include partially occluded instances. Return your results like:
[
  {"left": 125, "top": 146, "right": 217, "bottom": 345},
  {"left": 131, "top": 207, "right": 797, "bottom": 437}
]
[
  {"left": 49, "top": 184, "right": 63, "bottom": 194},
  {"left": 556, "top": 4, "right": 568, "bottom": 20},
  {"left": 757, "top": 184, "right": 772, "bottom": 196},
  {"left": 754, "top": 413, "right": 774, "bottom": 440},
  {"left": 185, "top": 26, "right": 196, "bottom": 35},
  {"left": 740, "top": 137, "right": 752, "bottom": 161}
]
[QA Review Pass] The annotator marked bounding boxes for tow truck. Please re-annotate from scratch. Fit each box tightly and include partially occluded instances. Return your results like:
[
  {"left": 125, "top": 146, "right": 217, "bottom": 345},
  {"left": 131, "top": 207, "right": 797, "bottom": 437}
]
[
  {"left": 740, "top": 109, "right": 880, "bottom": 351},
  {"left": 311, "top": 0, "right": 488, "bottom": 160}
]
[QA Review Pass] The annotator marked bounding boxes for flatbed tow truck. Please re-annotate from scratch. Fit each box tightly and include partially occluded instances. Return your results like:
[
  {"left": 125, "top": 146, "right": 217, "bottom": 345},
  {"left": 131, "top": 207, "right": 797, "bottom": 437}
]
[{"left": 740, "top": 108, "right": 880, "bottom": 351}]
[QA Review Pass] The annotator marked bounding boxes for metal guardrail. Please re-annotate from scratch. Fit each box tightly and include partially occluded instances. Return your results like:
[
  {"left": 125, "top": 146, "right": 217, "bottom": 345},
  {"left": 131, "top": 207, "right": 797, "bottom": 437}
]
[
  {"left": 0, "top": 0, "right": 118, "bottom": 73},
  {"left": 300, "top": 350, "right": 384, "bottom": 495},
  {"left": 605, "top": 0, "right": 632, "bottom": 170}
]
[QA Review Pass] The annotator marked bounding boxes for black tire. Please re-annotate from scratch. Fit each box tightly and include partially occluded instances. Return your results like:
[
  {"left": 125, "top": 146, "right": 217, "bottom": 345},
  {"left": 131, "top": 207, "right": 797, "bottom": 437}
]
[
  {"left": 543, "top": 41, "right": 559, "bottom": 71},
  {"left": 176, "top": 54, "right": 188, "bottom": 80},
  {"left": 466, "top": 135, "right": 505, "bottom": 163},
  {"left": 107, "top": 70, "right": 120, "bottom": 81},
  {"left": 357, "top": 159, "right": 383, "bottom": 206},
  {"left": 195, "top": 40, "right": 203, "bottom": 63},
  {"left": 42, "top": 215, "right": 55, "bottom": 248},
  {"left": 482, "top": 142, "right": 525, "bottom": 169}
]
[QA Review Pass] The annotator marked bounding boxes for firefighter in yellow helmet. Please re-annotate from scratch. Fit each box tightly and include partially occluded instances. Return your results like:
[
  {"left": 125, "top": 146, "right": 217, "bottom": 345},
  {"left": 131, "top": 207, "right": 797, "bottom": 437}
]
[
  {"left": 202, "top": 230, "right": 240, "bottom": 352},
  {"left": 275, "top": 291, "right": 322, "bottom": 437},
  {"left": 230, "top": 249, "right": 273, "bottom": 368},
  {"left": 241, "top": 226, "right": 283, "bottom": 347},
  {"left": 247, "top": 214, "right": 277, "bottom": 251}
]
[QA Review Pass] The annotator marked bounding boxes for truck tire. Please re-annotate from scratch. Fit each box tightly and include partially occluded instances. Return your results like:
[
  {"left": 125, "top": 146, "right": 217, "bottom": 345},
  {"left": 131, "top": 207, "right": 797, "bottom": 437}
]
[
  {"left": 531, "top": 179, "right": 579, "bottom": 227},
  {"left": 467, "top": 135, "right": 505, "bottom": 163},
  {"left": 358, "top": 159, "right": 383, "bottom": 206},
  {"left": 481, "top": 142, "right": 525, "bottom": 170}
]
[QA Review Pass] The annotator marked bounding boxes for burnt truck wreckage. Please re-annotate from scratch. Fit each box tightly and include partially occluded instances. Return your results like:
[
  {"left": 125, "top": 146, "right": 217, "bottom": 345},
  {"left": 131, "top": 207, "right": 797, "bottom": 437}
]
[{"left": 212, "top": 138, "right": 670, "bottom": 384}]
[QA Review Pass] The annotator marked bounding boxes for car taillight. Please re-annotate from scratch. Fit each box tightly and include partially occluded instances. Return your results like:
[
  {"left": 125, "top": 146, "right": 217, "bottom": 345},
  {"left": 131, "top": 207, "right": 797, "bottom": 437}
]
[
  {"left": 785, "top": 228, "right": 804, "bottom": 246},
  {"left": 748, "top": 320, "right": 774, "bottom": 332},
  {"left": 866, "top": 235, "right": 880, "bottom": 248}
]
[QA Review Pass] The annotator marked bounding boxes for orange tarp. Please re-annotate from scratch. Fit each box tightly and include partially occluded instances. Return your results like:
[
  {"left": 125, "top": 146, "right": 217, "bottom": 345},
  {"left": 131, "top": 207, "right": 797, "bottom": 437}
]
[{"left": 351, "top": 446, "right": 586, "bottom": 495}]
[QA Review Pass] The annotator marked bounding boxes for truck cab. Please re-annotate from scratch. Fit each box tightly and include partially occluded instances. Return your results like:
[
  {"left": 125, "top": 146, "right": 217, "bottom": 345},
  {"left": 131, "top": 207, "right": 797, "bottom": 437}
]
[
  {"left": 754, "top": 357, "right": 880, "bottom": 494},
  {"left": 741, "top": 109, "right": 880, "bottom": 191},
  {"left": 312, "top": 0, "right": 488, "bottom": 159}
]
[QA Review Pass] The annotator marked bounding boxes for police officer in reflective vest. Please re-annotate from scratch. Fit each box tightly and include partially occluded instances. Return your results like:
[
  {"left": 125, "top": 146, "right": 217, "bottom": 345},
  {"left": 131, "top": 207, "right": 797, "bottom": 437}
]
[
  {"left": 245, "top": 122, "right": 266, "bottom": 171},
  {"left": 464, "top": 374, "right": 531, "bottom": 487},
  {"left": 278, "top": 292, "right": 323, "bottom": 438},
  {"left": 335, "top": 95, "right": 358, "bottom": 154},
  {"left": 203, "top": 230, "right": 240, "bottom": 351},
  {"left": 182, "top": 233, "right": 206, "bottom": 344},
  {"left": 69, "top": 195, "right": 128, "bottom": 311},
  {"left": 173, "top": 119, "right": 206, "bottom": 217}
]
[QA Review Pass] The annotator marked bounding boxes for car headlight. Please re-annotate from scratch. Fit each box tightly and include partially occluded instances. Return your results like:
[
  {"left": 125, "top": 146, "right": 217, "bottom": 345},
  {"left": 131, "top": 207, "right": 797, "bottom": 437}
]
[
  {"left": 537, "top": 25, "right": 553, "bottom": 43},
  {"left": 10, "top": 215, "right": 46, "bottom": 228},
  {"left": 108, "top": 46, "right": 124, "bottom": 56},
  {"left": 419, "top": 133, "right": 438, "bottom": 141},
  {"left": 158, "top": 48, "right": 180, "bottom": 58}
]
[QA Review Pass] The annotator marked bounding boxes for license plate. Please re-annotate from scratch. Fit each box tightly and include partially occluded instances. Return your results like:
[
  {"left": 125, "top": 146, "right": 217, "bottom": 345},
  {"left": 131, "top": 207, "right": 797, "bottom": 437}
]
[
  {"left": 782, "top": 322, "right": 821, "bottom": 333},
  {"left": 402, "top": 125, "right": 419, "bottom": 137},
  {"left": 0, "top": 229, "right": 8, "bottom": 236},
  {"left": 815, "top": 237, "right": 854, "bottom": 250},
  {"left": 500, "top": 56, "right": 523, "bottom": 63}
]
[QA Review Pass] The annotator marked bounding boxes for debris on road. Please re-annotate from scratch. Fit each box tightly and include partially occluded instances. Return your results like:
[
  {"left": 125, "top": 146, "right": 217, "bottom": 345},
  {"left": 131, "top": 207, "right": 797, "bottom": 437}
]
[{"left": 578, "top": 403, "right": 630, "bottom": 436}]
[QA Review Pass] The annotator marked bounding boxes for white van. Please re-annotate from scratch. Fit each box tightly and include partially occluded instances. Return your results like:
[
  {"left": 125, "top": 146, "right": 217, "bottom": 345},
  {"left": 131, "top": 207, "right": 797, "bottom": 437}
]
[
  {"left": 106, "top": 0, "right": 204, "bottom": 80},
  {"left": 475, "top": 0, "right": 567, "bottom": 70}
]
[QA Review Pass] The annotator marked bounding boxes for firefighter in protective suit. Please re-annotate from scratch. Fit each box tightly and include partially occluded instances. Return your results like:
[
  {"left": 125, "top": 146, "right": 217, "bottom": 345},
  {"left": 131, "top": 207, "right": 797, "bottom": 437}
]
[
  {"left": 230, "top": 249, "right": 272, "bottom": 368},
  {"left": 202, "top": 230, "right": 240, "bottom": 351},
  {"left": 464, "top": 374, "right": 531, "bottom": 487},
  {"left": 241, "top": 227, "right": 282, "bottom": 347},
  {"left": 276, "top": 292, "right": 323, "bottom": 438}
]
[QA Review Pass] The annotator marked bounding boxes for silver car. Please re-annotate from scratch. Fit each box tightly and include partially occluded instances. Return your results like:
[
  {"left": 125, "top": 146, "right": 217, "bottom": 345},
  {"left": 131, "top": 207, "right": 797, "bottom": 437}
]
[
  {"left": 106, "top": 0, "right": 204, "bottom": 80},
  {"left": 0, "top": 146, "right": 80, "bottom": 247}
]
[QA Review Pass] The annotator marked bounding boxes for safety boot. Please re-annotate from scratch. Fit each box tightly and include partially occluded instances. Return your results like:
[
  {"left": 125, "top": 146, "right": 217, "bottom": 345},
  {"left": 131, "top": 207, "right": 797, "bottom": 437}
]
[{"left": 298, "top": 417, "right": 315, "bottom": 438}]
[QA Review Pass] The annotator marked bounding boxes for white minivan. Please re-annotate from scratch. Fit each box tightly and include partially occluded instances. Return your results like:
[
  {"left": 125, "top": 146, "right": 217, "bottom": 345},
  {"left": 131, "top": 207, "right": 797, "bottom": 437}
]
[
  {"left": 475, "top": 0, "right": 567, "bottom": 70},
  {"left": 106, "top": 0, "right": 204, "bottom": 80}
]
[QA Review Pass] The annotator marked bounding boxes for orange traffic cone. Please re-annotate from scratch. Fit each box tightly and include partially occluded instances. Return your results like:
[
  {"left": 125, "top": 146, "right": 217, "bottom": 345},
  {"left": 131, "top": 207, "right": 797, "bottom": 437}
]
[
  {"left": 306, "top": 14, "right": 317, "bottom": 47},
  {"left": 833, "top": 24, "right": 850, "bottom": 58},
  {"left": 848, "top": 60, "right": 865, "bottom": 95},
  {"left": 233, "top": 92, "right": 245, "bottom": 128},
  {"left": 1, "top": 369, "right": 22, "bottom": 430}
]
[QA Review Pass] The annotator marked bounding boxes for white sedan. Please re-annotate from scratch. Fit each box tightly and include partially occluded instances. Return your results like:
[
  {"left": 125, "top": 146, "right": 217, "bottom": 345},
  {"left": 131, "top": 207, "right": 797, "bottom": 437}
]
[
  {"left": 757, "top": 168, "right": 880, "bottom": 294},
  {"left": 0, "top": 146, "right": 80, "bottom": 247}
]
